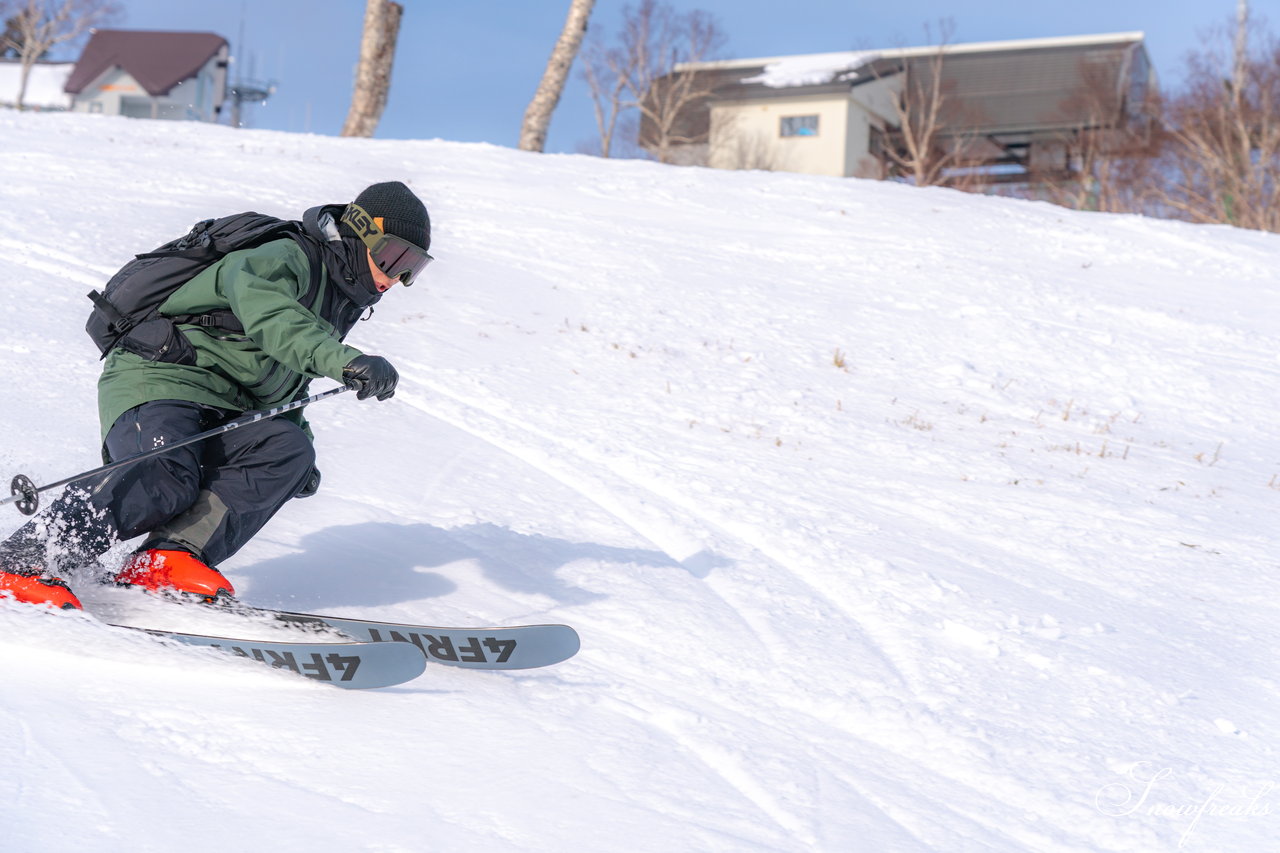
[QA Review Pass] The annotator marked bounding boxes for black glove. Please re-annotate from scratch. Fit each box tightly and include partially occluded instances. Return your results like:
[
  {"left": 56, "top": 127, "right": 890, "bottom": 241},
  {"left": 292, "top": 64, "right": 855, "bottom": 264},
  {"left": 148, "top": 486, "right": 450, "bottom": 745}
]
[
  {"left": 295, "top": 466, "right": 321, "bottom": 499},
  {"left": 342, "top": 354, "right": 399, "bottom": 401}
]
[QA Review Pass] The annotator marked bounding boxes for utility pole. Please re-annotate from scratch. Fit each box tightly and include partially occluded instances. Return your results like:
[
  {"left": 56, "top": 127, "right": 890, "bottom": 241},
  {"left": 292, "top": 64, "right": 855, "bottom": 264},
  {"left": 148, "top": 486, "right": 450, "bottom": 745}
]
[{"left": 227, "top": 13, "right": 275, "bottom": 128}]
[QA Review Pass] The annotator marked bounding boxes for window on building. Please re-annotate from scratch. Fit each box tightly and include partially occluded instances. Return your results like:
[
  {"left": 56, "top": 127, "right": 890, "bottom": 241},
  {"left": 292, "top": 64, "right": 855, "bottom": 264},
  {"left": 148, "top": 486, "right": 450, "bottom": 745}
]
[
  {"left": 780, "top": 115, "right": 819, "bottom": 137},
  {"left": 120, "top": 96, "right": 153, "bottom": 119}
]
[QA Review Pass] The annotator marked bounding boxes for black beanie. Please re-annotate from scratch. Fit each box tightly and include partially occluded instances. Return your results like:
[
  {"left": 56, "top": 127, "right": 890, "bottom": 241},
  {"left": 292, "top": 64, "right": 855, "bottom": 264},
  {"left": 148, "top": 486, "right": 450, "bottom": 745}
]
[{"left": 353, "top": 181, "right": 431, "bottom": 250}]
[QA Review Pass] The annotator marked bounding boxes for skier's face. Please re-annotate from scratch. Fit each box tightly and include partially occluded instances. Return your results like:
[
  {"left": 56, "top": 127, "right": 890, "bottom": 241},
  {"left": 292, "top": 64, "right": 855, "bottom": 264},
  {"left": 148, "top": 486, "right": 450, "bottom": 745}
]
[{"left": 366, "top": 250, "right": 400, "bottom": 293}]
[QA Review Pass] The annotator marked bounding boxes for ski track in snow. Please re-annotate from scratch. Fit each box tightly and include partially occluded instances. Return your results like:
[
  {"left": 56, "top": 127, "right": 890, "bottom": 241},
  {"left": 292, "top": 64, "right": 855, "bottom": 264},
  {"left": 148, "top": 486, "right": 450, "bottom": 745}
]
[
  {"left": 1, "top": 111, "right": 1279, "bottom": 852},
  {"left": 397, "top": 380, "right": 910, "bottom": 691}
]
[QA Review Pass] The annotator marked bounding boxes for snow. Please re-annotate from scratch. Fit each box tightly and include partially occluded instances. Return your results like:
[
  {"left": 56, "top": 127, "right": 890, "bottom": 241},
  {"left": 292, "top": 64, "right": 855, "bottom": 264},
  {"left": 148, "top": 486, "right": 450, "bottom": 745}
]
[
  {"left": 1, "top": 108, "right": 1279, "bottom": 852},
  {"left": 740, "top": 51, "right": 880, "bottom": 88},
  {"left": 0, "top": 61, "right": 73, "bottom": 110}
]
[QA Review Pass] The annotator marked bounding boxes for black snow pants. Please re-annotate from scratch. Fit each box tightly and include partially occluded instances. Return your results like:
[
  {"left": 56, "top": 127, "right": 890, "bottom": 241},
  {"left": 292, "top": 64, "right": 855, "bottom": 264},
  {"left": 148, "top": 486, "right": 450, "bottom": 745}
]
[{"left": 0, "top": 400, "right": 315, "bottom": 574}]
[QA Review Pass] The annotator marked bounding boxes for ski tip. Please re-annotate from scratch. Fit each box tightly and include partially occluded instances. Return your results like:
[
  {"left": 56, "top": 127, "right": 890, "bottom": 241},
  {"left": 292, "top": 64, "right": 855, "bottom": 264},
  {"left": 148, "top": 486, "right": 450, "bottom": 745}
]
[
  {"left": 340, "top": 639, "right": 429, "bottom": 689},
  {"left": 498, "top": 624, "right": 580, "bottom": 670}
]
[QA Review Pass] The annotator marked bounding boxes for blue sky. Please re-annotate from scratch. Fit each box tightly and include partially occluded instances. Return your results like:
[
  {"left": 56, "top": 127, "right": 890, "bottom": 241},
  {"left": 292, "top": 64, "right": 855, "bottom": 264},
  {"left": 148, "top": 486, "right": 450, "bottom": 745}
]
[{"left": 102, "top": 1, "right": 1277, "bottom": 152}]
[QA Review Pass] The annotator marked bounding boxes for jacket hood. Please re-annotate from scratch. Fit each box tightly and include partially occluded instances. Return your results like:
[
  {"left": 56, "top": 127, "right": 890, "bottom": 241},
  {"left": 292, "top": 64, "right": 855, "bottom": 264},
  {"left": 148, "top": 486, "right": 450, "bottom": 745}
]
[{"left": 302, "top": 204, "right": 382, "bottom": 309}]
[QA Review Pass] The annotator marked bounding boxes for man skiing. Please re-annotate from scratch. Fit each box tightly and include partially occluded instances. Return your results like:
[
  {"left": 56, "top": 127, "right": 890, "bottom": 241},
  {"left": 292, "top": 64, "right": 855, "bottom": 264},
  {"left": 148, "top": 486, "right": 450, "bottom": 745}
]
[{"left": 0, "top": 181, "right": 433, "bottom": 610}]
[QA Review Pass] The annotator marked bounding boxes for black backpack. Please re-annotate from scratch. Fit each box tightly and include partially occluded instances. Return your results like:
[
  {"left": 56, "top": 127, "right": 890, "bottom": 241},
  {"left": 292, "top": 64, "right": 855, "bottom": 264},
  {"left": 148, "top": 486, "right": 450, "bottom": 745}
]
[{"left": 86, "top": 212, "right": 323, "bottom": 363}]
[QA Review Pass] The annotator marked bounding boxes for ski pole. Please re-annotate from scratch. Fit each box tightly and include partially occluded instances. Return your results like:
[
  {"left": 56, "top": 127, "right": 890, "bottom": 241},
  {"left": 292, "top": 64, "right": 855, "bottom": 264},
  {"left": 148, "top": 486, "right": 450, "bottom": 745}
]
[{"left": 3, "top": 385, "right": 351, "bottom": 517}]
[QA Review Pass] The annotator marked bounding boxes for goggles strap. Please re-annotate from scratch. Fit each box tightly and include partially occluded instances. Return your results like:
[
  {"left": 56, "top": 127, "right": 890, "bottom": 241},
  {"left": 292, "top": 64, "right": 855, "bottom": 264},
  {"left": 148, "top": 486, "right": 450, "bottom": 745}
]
[{"left": 341, "top": 203, "right": 384, "bottom": 252}]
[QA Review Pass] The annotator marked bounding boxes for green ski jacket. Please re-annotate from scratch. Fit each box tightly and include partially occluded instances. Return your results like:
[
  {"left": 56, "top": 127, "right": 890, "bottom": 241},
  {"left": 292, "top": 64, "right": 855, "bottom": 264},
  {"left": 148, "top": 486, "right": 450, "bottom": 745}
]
[{"left": 97, "top": 237, "right": 364, "bottom": 440}]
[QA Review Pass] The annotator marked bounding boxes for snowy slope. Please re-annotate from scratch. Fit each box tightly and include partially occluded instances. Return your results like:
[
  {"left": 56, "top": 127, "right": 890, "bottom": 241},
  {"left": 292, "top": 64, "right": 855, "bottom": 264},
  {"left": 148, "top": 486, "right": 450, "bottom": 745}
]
[{"left": 1, "top": 109, "right": 1278, "bottom": 853}]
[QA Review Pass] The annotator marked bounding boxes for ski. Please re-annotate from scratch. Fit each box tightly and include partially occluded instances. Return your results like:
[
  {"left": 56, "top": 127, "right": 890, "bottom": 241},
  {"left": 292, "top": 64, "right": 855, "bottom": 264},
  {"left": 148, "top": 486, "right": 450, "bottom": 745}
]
[
  {"left": 242, "top": 606, "right": 581, "bottom": 670},
  {"left": 111, "top": 622, "right": 428, "bottom": 689},
  {"left": 79, "top": 584, "right": 580, "bottom": 672}
]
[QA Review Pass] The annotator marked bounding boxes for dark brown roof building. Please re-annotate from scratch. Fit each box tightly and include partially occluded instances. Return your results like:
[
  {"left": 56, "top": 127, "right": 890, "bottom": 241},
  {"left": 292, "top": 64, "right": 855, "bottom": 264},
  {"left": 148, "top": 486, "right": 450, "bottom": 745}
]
[{"left": 64, "top": 29, "right": 229, "bottom": 122}]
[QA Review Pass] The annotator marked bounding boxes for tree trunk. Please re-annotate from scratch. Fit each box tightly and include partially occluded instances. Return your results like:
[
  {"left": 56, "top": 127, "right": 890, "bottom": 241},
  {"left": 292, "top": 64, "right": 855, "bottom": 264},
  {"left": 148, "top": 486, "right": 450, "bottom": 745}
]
[
  {"left": 519, "top": 0, "right": 596, "bottom": 152},
  {"left": 16, "top": 59, "right": 32, "bottom": 110},
  {"left": 1233, "top": 0, "right": 1249, "bottom": 97},
  {"left": 342, "top": 0, "right": 403, "bottom": 138}
]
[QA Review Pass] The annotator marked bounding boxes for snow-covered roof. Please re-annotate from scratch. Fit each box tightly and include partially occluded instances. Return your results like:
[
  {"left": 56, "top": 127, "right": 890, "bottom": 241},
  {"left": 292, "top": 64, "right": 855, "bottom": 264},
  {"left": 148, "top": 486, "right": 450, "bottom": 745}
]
[
  {"left": 0, "top": 61, "right": 74, "bottom": 109},
  {"left": 739, "top": 51, "right": 881, "bottom": 89}
]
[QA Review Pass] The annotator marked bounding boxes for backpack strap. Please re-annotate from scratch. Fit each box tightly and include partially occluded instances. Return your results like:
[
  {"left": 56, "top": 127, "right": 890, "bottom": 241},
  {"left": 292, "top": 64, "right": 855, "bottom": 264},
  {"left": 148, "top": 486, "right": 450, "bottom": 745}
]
[
  {"left": 288, "top": 230, "right": 326, "bottom": 313},
  {"left": 87, "top": 288, "right": 136, "bottom": 337},
  {"left": 169, "top": 309, "right": 244, "bottom": 333},
  {"left": 170, "top": 226, "right": 322, "bottom": 336}
]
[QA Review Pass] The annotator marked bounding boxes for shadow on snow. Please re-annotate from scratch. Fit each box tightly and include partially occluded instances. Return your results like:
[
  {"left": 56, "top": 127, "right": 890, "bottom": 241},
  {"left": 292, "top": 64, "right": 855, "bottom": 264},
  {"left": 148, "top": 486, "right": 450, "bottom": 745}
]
[{"left": 236, "top": 521, "right": 688, "bottom": 610}]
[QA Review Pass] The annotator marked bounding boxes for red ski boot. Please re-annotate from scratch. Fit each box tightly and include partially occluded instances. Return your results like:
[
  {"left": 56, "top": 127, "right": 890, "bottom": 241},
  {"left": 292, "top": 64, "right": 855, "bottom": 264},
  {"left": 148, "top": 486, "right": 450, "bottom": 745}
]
[
  {"left": 0, "top": 569, "right": 83, "bottom": 610},
  {"left": 115, "top": 549, "right": 236, "bottom": 603}
]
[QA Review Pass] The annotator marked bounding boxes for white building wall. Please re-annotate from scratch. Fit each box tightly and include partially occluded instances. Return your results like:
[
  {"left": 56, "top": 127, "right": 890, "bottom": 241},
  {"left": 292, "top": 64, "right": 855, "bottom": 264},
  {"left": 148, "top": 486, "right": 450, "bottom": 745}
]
[
  {"left": 845, "top": 76, "right": 900, "bottom": 177},
  {"left": 709, "top": 94, "right": 852, "bottom": 176},
  {"left": 708, "top": 81, "right": 903, "bottom": 178},
  {"left": 70, "top": 66, "right": 143, "bottom": 115},
  {"left": 167, "top": 75, "right": 215, "bottom": 120}
]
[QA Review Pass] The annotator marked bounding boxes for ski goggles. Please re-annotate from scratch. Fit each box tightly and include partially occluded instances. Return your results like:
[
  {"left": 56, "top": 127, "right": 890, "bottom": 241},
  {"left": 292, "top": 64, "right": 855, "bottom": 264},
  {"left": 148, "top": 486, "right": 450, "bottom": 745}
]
[{"left": 340, "top": 203, "right": 433, "bottom": 286}]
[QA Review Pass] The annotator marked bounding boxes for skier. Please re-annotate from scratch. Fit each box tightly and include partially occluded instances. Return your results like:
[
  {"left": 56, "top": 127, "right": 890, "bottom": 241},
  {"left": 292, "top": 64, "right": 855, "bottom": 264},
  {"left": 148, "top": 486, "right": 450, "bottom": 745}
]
[{"left": 0, "top": 181, "right": 433, "bottom": 610}]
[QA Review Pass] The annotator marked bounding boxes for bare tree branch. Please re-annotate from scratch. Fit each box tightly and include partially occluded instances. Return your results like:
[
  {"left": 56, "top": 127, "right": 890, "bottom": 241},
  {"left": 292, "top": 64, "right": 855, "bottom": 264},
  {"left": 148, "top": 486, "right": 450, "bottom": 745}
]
[
  {"left": 2, "top": 0, "right": 118, "bottom": 109},
  {"left": 619, "top": 0, "right": 726, "bottom": 164},
  {"left": 1024, "top": 57, "right": 1164, "bottom": 213},
  {"left": 873, "top": 20, "right": 985, "bottom": 187},
  {"left": 1152, "top": 15, "right": 1280, "bottom": 231},
  {"left": 579, "top": 26, "right": 632, "bottom": 157}
]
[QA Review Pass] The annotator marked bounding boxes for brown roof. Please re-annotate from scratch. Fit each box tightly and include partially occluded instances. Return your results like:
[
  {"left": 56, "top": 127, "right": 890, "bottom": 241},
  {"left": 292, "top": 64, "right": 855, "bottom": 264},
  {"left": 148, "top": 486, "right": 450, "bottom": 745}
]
[{"left": 65, "top": 29, "right": 227, "bottom": 96}]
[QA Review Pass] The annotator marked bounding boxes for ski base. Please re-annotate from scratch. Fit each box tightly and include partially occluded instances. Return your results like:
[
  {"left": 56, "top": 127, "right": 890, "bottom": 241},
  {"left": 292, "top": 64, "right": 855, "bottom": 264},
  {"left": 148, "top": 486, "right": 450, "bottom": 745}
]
[
  {"left": 253, "top": 607, "right": 581, "bottom": 670},
  {"left": 114, "top": 622, "right": 428, "bottom": 689},
  {"left": 76, "top": 583, "right": 580, "bottom": 675}
]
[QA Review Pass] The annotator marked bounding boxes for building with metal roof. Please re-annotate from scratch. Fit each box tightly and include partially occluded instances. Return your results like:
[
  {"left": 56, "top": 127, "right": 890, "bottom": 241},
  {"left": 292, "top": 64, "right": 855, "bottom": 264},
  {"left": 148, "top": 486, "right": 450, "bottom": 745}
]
[
  {"left": 64, "top": 29, "right": 229, "bottom": 122},
  {"left": 654, "top": 32, "right": 1155, "bottom": 183}
]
